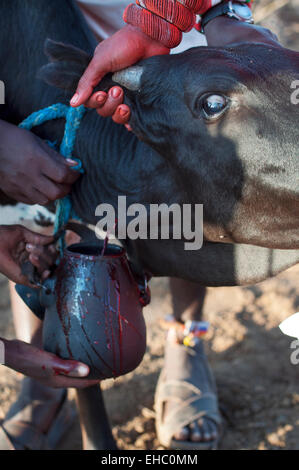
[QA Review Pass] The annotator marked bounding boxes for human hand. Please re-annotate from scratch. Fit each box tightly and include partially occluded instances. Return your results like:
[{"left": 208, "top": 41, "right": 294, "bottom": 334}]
[
  {"left": 0, "top": 120, "right": 80, "bottom": 205},
  {"left": 0, "top": 225, "right": 57, "bottom": 286},
  {"left": 3, "top": 338, "right": 98, "bottom": 388},
  {"left": 70, "top": 25, "right": 169, "bottom": 126}
]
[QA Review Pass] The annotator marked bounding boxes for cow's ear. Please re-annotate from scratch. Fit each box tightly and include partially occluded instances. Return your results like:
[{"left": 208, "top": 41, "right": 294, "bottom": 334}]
[
  {"left": 37, "top": 39, "right": 91, "bottom": 93},
  {"left": 43, "top": 39, "right": 91, "bottom": 65}
]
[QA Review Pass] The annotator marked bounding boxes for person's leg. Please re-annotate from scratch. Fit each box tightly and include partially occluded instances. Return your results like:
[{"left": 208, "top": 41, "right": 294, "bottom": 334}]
[
  {"left": 170, "top": 278, "right": 206, "bottom": 323},
  {"left": 0, "top": 209, "right": 71, "bottom": 450},
  {"left": 6, "top": 283, "right": 65, "bottom": 436},
  {"left": 157, "top": 278, "right": 220, "bottom": 447},
  {"left": 0, "top": 283, "right": 71, "bottom": 450},
  {"left": 0, "top": 217, "right": 85, "bottom": 449}
]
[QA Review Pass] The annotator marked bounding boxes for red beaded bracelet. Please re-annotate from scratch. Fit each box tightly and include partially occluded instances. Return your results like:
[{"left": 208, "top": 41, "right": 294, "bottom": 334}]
[
  {"left": 136, "top": 0, "right": 196, "bottom": 32},
  {"left": 124, "top": 3, "right": 183, "bottom": 48},
  {"left": 123, "top": 1, "right": 254, "bottom": 49}
]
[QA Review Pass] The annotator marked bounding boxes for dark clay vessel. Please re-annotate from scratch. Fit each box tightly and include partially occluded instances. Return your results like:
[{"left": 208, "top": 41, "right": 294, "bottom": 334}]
[{"left": 41, "top": 242, "right": 147, "bottom": 380}]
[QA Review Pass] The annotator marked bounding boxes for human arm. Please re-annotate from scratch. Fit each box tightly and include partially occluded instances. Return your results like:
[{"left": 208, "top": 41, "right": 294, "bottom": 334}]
[
  {"left": 204, "top": 13, "right": 280, "bottom": 47},
  {"left": 0, "top": 120, "right": 79, "bottom": 205},
  {"left": 70, "top": 1, "right": 226, "bottom": 123},
  {"left": 1, "top": 338, "right": 98, "bottom": 388},
  {"left": 0, "top": 225, "right": 57, "bottom": 286},
  {"left": 71, "top": 1, "right": 279, "bottom": 123},
  {"left": 70, "top": 24, "right": 169, "bottom": 126}
]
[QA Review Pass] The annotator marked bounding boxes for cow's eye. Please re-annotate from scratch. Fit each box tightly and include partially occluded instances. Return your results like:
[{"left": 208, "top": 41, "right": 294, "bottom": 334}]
[{"left": 202, "top": 94, "right": 228, "bottom": 119}]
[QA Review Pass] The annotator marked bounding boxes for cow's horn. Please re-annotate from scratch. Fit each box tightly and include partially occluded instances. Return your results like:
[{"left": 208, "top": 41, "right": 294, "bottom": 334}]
[{"left": 112, "top": 66, "right": 143, "bottom": 91}]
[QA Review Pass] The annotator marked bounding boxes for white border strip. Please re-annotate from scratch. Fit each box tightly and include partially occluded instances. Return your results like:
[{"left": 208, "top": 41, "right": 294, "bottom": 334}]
[
  {"left": 0, "top": 340, "right": 4, "bottom": 365},
  {"left": 0, "top": 80, "right": 4, "bottom": 104}
]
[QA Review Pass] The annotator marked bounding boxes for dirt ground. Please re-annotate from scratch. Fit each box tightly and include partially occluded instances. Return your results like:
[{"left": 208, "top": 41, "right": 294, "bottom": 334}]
[{"left": 0, "top": 0, "right": 299, "bottom": 451}]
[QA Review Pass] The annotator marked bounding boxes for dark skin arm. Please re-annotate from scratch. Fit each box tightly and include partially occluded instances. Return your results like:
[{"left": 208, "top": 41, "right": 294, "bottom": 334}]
[
  {"left": 70, "top": 24, "right": 170, "bottom": 127},
  {"left": 0, "top": 120, "right": 80, "bottom": 205},
  {"left": 204, "top": 15, "right": 280, "bottom": 47},
  {"left": 71, "top": 16, "right": 281, "bottom": 125},
  {"left": 0, "top": 224, "right": 57, "bottom": 286},
  {"left": 0, "top": 226, "right": 98, "bottom": 388},
  {"left": 1, "top": 338, "right": 99, "bottom": 388}
]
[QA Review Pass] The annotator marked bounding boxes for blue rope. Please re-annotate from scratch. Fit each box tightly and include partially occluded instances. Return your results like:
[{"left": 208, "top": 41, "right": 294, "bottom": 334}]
[{"left": 19, "top": 103, "right": 86, "bottom": 253}]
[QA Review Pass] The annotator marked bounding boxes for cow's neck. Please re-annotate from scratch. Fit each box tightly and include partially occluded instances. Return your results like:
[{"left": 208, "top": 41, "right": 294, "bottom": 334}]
[{"left": 71, "top": 110, "right": 168, "bottom": 225}]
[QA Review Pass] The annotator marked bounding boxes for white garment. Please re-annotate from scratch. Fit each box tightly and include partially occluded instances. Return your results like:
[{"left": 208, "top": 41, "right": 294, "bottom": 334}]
[{"left": 76, "top": 0, "right": 207, "bottom": 51}]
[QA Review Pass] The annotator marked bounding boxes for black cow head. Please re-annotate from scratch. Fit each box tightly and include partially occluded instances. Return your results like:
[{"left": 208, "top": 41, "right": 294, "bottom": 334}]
[
  {"left": 122, "top": 44, "right": 299, "bottom": 250},
  {"left": 40, "top": 40, "right": 299, "bottom": 250}
]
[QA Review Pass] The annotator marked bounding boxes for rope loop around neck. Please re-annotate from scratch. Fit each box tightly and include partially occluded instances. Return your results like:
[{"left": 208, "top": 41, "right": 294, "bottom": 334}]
[{"left": 19, "top": 103, "right": 87, "bottom": 253}]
